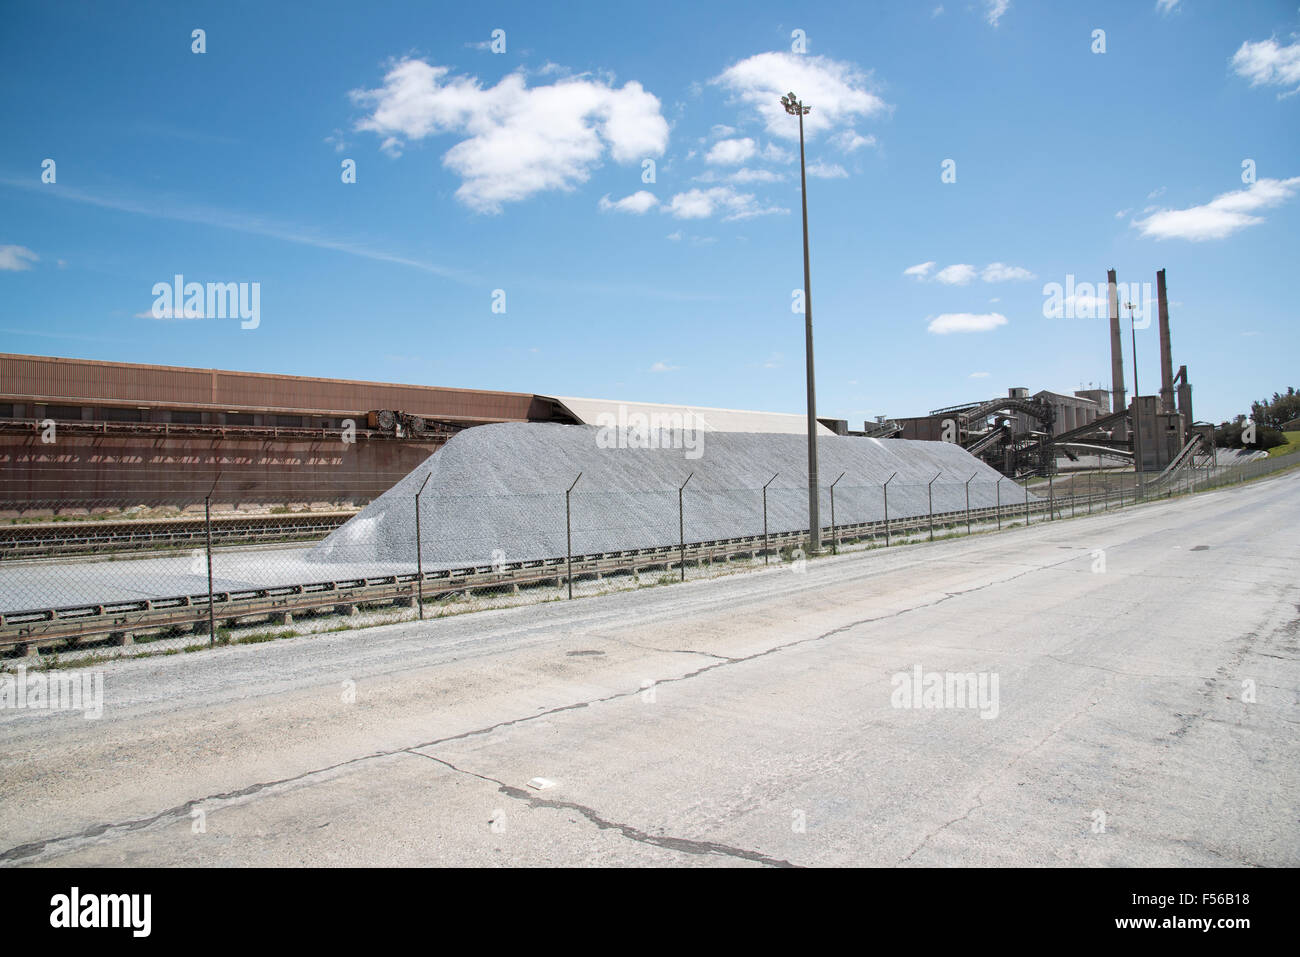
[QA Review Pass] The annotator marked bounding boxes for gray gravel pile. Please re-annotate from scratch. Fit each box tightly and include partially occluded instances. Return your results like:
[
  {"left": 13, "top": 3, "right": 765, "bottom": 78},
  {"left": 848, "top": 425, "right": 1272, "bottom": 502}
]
[
  {"left": 307, "top": 423, "right": 1030, "bottom": 569},
  {"left": 1200, "top": 447, "right": 1269, "bottom": 467}
]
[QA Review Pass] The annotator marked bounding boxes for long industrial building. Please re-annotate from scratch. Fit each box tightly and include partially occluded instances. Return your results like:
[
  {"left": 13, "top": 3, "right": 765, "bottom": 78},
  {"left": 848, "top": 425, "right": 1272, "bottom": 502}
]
[{"left": 0, "top": 354, "right": 831, "bottom": 513}]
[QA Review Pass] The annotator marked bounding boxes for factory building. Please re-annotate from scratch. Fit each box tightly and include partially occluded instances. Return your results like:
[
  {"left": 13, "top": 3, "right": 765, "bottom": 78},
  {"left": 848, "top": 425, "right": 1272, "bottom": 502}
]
[
  {"left": 0, "top": 354, "right": 830, "bottom": 513},
  {"left": 0, "top": 354, "right": 574, "bottom": 511},
  {"left": 885, "top": 268, "right": 1198, "bottom": 476}
]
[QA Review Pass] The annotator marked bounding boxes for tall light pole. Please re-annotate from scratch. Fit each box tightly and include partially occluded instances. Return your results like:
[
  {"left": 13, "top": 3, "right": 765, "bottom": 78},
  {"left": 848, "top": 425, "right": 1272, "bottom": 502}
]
[{"left": 782, "top": 90, "right": 821, "bottom": 552}]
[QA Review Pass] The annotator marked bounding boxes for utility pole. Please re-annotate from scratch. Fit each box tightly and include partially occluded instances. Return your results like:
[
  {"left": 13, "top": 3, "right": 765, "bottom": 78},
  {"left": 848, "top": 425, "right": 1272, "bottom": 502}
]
[{"left": 782, "top": 90, "right": 821, "bottom": 552}]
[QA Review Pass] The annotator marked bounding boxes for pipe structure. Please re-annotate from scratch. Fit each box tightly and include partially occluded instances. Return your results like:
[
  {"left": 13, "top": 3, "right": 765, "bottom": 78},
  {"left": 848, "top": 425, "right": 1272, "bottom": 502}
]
[
  {"left": 1108, "top": 268, "right": 1127, "bottom": 439},
  {"left": 1157, "top": 268, "right": 1175, "bottom": 414}
]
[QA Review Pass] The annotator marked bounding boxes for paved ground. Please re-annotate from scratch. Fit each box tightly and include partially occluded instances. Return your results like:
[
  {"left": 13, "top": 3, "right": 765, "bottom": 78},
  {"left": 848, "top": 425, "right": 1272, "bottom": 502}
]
[{"left": 1, "top": 471, "right": 1296, "bottom": 867}]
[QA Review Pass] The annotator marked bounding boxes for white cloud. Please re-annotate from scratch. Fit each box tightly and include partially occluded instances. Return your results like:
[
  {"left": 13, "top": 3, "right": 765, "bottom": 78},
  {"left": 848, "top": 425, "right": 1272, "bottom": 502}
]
[
  {"left": 324, "top": 129, "right": 350, "bottom": 153},
  {"left": 1231, "top": 37, "right": 1300, "bottom": 97},
  {"left": 981, "top": 262, "right": 1035, "bottom": 282},
  {"left": 831, "top": 129, "right": 876, "bottom": 152},
  {"left": 0, "top": 176, "right": 473, "bottom": 283},
  {"left": 710, "top": 124, "right": 737, "bottom": 138},
  {"left": 1132, "top": 176, "right": 1300, "bottom": 241},
  {"left": 713, "top": 52, "right": 889, "bottom": 142},
  {"left": 928, "top": 312, "right": 1008, "bottom": 334},
  {"left": 0, "top": 245, "right": 38, "bottom": 271},
  {"left": 761, "top": 142, "right": 796, "bottom": 164},
  {"left": 969, "top": 371, "right": 990, "bottom": 378},
  {"left": 1155, "top": 0, "right": 1180, "bottom": 13},
  {"left": 908, "top": 260, "right": 1032, "bottom": 284},
  {"left": 935, "top": 263, "right": 977, "bottom": 285},
  {"left": 666, "top": 186, "right": 786, "bottom": 220},
  {"left": 985, "top": 1, "right": 1010, "bottom": 27},
  {"left": 351, "top": 58, "right": 670, "bottom": 212},
  {"left": 705, "top": 137, "right": 757, "bottom": 164},
  {"left": 729, "top": 167, "right": 784, "bottom": 183},
  {"left": 666, "top": 230, "right": 683, "bottom": 241},
  {"left": 932, "top": 5, "right": 945, "bottom": 17},
  {"left": 1147, "top": 186, "right": 1166, "bottom": 200},
  {"left": 598, "top": 190, "right": 659, "bottom": 214},
  {"left": 1114, "top": 208, "right": 1131, "bottom": 219},
  {"left": 807, "top": 161, "right": 848, "bottom": 179},
  {"left": 649, "top": 361, "right": 680, "bottom": 372}
]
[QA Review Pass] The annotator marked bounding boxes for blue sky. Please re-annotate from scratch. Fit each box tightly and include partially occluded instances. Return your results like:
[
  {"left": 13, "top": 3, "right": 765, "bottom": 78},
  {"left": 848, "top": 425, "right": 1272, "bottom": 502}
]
[{"left": 2, "top": 0, "right": 1297, "bottom": 425}]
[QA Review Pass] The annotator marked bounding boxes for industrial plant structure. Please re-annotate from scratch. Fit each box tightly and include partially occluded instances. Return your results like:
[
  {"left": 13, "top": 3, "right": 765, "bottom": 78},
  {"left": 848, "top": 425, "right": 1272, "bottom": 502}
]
[
  {"left": 0, "top": 267, "right": 1204, "bottom": 511},
  {"left": 875, "top": 268, "right": 1203, "bottom": 479}
]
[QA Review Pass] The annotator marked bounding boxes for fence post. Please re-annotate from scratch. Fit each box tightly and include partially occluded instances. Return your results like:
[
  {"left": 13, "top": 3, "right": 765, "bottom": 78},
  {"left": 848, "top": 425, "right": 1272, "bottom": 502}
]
[
  {"left": 566, "top": 473, "right": 582, "bottom": 599},
  {"left": 1048, "top": 472, "right": 1054, "bottom": 520},
  {"left": 678, "top": 472, "right": 694, "bottom": 582},
  {"left": 883, "top": 472, "right": 897, "bottom": 546},
  {"left": 1024, "top": 480, "right": 1030, "bottom": 524},
  {"left": 415, "top": 472, "right": 432, "bottom": 619},
  {"left": 996, "top": 478, "right": 1002, "bottom": 530},
  {"left": 928, "top": 472, "right": 939, "bottom": 541},
  {"left": 965, "top": 473, "right": 976, "bottom": 535},
  {"left": 762, "top": 472, "right": 778, "bottom": 565},
  {"left": 204, "top": 471, "right": 221, "bottom": 645},
  {"left": 830, "top": 472, "right": 845, "bottom": 554}
]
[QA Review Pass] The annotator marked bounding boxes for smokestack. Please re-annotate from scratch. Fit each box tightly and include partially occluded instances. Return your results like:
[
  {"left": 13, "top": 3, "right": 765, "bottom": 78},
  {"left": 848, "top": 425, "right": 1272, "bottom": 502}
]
[
  {"left": 1108, "top": 268, "right": 1127, "bottom": 437},
  {"left": 1176, "top": 365, "right": 1193, "bottom": 429},
  {"left": 1157, "top": 268, "right": 1175, "bottom": 414}
]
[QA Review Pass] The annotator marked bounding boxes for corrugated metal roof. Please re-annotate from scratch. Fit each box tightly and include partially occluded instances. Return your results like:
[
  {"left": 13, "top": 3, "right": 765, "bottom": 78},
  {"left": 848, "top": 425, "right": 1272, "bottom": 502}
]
[
  {"left": 549, "top": 396, "right": 836, "bottom": 435},
  {"left": 0, "top": 354, "right": 540, "bottom": 422}
]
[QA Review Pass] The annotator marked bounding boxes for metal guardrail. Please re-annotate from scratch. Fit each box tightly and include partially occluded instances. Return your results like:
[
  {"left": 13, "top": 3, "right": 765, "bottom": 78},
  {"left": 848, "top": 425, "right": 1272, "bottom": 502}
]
[
  {"left": 0, "top": 512, "right": 356, "bottom": 558},
  {"left": 0, "top": 494, "right": 1073, "bottom": 651},
  {"left": 4, "top": 452, "right": 1295, "bottom": 654}
]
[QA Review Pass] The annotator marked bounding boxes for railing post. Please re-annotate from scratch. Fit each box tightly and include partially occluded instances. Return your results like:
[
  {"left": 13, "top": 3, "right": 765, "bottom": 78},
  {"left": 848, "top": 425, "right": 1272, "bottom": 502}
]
[
  {"left": 1024, "top": 480, "right": 1030, "bottom": 524},
  {"left": 996, "top": 478, "right": 1002, "bottom": 530},
  {"left": 415, "top": 472, "right": 431, "bottom": 619},
  {"left": 928, "top": 472, "right": 939, "bottom": 541},
  {"left": 829, "top": 472, "right": 845, "bottom": 554},
  {"left": 204, "top": 471, "right": 221, "bottom": 645},
  {"left": 883, "top": 472, "right": 897, "bottom": 546},
  {"left": 566, "top": 473, "right": 582, "bottom": 599},
  {"left": 1048, "top": 472, "right": 1054, "bottom": 520},
  {"left": 678, "top": 472, "right": 694, "bottom": 582},
  {"left": 965, "top": 473, "right": 976, "bottom": 535},
  {"left": 762, "top": 472, "right": 778, "bottom": 565}
]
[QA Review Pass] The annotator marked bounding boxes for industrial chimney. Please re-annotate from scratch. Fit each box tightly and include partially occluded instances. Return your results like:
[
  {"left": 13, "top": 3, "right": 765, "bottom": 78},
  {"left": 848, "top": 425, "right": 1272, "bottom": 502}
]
[
  {"left": 1157, "top": 268, "right": 1175, "bottom": 414},
  {"left": 1108, "top": 268, "right": 1127, "bottom": 438}
]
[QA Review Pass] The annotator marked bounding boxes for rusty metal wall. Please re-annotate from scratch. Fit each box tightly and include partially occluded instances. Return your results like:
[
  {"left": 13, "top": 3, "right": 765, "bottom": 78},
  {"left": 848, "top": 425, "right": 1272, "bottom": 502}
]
[
  {"left": 0, "top": 432, "right": 440, "bottom": 512},
  {"left": 1, "top": 353, "right": 540, "bottom": 422}
]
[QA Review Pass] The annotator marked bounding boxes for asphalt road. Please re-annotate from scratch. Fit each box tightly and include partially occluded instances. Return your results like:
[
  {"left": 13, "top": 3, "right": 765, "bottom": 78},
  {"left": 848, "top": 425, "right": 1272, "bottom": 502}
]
[{"left": 2, "top": 471, "right": 1296, "bottom": 867}]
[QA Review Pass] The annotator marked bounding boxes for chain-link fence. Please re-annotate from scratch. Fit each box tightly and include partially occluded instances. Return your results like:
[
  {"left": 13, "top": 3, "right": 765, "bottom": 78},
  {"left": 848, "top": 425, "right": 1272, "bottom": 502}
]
[{"left": 3, "top": 452, "right": 1296, "bottom": 664}]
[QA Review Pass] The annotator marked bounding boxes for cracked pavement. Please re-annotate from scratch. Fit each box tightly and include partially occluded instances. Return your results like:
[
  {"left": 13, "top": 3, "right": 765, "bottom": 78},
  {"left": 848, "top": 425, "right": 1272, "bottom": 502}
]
[{"left": 1, "top": 471, "right": 1297, "bottom": 867}]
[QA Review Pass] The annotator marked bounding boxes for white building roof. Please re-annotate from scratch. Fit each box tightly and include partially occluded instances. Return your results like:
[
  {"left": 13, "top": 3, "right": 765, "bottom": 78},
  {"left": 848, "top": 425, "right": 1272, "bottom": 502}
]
[{"left": 549, "top": 396, "right": 837, "bottom": 436}]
